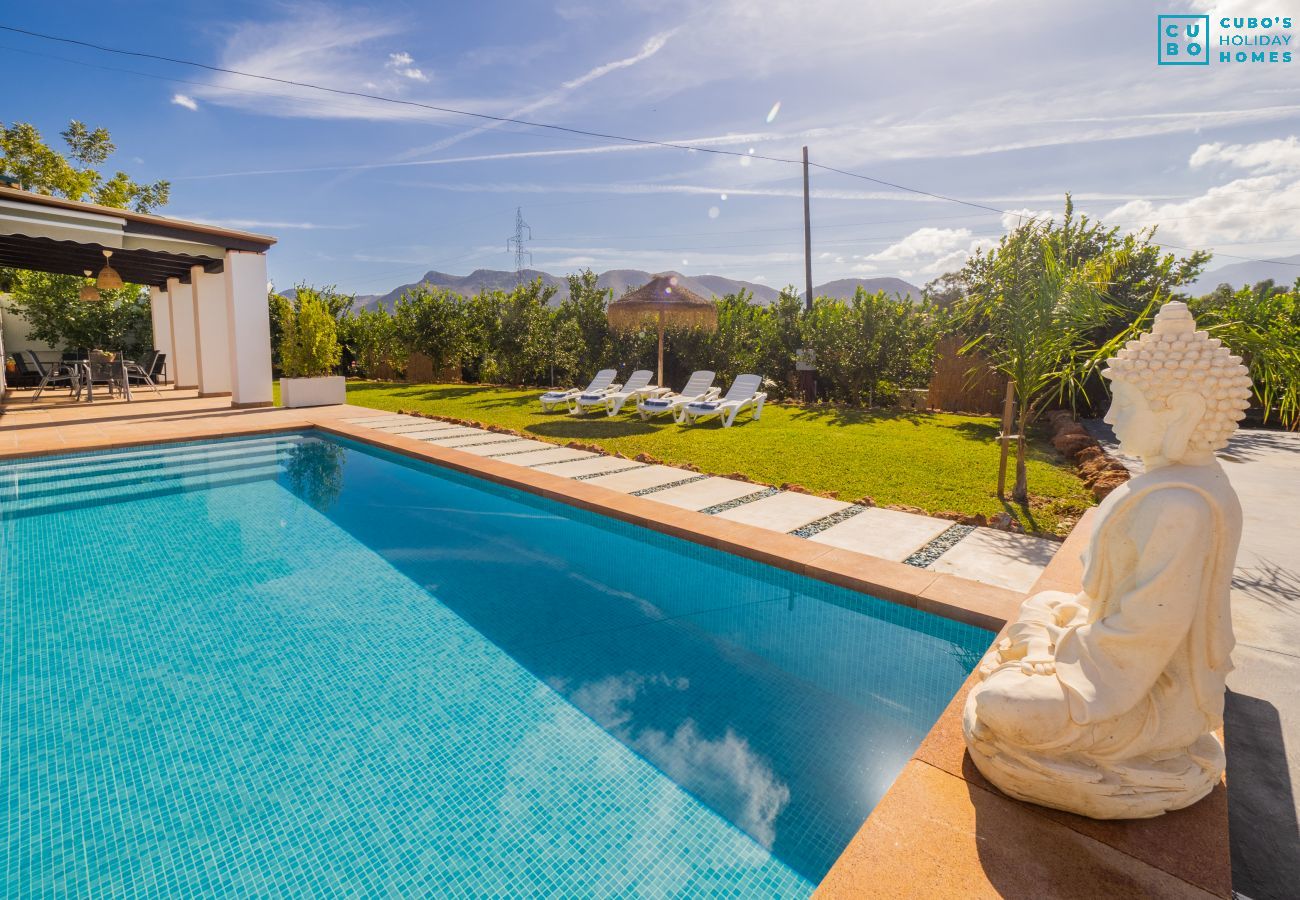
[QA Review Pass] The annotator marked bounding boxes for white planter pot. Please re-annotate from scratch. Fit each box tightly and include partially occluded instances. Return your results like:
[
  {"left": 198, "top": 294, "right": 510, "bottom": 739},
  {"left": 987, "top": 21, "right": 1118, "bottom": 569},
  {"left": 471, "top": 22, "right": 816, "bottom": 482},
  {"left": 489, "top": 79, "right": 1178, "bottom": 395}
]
[{"left": 280, "top": 375, "right": 346, "bottom": 408}]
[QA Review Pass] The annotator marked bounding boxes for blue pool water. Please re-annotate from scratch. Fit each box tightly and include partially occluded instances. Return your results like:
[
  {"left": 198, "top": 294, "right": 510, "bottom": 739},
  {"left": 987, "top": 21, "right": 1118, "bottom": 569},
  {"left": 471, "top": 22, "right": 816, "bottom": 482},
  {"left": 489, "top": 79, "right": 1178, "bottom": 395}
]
[{"left": 1, "top": 432, "right": 992, "bottom": 897}]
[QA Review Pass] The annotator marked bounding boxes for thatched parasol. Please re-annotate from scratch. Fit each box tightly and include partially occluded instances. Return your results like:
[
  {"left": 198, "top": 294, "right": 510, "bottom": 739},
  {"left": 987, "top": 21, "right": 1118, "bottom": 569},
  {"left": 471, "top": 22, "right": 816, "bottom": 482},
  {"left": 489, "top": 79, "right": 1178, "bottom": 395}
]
[{"left": 607, "top": 274, "right": 718, "bottom": 388}]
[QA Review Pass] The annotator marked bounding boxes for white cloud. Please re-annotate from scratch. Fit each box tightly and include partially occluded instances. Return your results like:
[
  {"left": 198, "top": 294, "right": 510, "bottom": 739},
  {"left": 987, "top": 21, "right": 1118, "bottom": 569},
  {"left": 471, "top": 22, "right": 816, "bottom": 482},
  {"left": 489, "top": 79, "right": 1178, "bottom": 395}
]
[
  {"left": 562, "top": 29, "right": 677, "bottom": 90},
  {"left": 390, "top": 27, "right": 681, "bottom": 160},
  {"left": 386, "top": 51, "right": 428, "bottom": 82},
  {"left": 853, "top": 226, "right": 983, "bottom": 278},
  {"left": 176, "top": 214, "right": 356, "bottom": 231},
  {"left": 1190, "top": 137, "right": 1300, "bottom": 174},
  {"left": 189, "top": 8, "right": 471, "bottom": 122},
  {"left": 1107, "top": 137, "right": 1300, "bottom": 250},
  {"left": 171, "top": 93, "right": 199, "bottom": 111}
]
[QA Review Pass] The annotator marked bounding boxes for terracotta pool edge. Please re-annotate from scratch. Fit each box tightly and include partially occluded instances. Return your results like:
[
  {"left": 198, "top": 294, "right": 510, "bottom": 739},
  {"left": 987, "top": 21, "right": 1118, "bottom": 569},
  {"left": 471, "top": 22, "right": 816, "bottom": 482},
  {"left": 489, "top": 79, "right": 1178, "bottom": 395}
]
[{"left": 814, "top": 507, "right": 1233, "bottom": 899}]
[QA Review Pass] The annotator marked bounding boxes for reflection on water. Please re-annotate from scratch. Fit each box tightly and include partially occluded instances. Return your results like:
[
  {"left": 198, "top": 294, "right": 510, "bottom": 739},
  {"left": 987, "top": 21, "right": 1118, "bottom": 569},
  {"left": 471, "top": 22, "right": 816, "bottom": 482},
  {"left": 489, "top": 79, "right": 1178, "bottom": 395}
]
[
  {"left": 300, "top": 438, "right": 994, "bottom": 881},
  {"left": 562, "top": 671, "right": 791, "bottom": 847},
  {"left": 284, "top": 438, "right": 346, "bottom": 511}
]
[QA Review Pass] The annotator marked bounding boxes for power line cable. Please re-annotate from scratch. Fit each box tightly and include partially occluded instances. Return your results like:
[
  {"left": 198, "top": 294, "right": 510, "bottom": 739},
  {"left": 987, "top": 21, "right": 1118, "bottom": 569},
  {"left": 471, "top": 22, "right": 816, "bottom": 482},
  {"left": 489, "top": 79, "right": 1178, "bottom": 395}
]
[
  {"left": 0, "top": 23, "right": 1007, "bottom": 215},
  {"left": 5, "top": 23, "right": 1299, "bottom": 269}
]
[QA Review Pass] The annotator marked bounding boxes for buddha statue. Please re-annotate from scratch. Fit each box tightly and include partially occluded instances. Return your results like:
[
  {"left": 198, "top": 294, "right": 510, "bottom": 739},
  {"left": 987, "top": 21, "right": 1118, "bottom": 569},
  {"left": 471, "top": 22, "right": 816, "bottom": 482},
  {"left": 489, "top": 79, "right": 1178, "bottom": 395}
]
[{"left": 962, "top": 301, "right": 1253, "bottom": 819}]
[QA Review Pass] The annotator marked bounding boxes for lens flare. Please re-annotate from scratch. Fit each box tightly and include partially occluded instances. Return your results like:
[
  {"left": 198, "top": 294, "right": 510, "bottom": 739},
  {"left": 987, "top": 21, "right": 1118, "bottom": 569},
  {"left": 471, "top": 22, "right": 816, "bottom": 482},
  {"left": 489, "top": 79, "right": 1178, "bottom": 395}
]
[{"left": 766, "top": 101, "right": 781, "bottom": 123}]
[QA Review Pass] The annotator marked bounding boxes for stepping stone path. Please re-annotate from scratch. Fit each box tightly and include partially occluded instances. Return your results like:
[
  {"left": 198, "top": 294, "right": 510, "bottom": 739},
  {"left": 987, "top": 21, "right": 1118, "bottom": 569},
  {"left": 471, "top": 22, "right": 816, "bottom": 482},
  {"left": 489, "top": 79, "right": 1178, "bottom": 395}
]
[{"left": 344, "top": 412, "right": 1060, "bottom": 592}]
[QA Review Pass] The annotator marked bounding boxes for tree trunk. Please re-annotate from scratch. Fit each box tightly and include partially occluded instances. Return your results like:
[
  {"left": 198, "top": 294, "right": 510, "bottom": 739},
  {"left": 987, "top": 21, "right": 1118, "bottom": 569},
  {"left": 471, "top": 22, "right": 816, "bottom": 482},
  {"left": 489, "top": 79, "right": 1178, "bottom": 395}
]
[{"left": 1012, "top": 413, "right": 1029, "bottom": 504}]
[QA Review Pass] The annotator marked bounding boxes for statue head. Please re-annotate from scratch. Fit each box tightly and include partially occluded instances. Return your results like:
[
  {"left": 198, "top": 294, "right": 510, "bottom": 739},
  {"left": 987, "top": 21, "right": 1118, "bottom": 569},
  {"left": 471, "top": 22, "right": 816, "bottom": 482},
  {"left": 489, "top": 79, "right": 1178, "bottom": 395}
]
[{"left": 1102, "top": 302, "right": 1252, "bottom": 467}]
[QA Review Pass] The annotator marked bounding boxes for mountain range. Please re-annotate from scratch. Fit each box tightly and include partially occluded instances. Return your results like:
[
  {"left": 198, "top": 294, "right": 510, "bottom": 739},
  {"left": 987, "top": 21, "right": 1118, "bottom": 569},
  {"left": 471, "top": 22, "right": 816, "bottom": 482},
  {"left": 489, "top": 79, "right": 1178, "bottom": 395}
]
[
  {"left": 353, "top": 268, "right": 921, "bottom": 309},
  {"left": 1189, "top": 253, "right": 1300, "bottom": 296}
]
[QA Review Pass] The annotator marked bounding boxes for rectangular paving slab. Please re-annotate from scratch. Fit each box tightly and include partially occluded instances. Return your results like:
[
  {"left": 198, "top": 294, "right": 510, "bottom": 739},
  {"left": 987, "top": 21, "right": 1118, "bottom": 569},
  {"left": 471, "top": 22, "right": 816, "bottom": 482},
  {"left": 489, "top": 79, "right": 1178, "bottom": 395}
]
[
  {"left": 375, "top": 422, "right": 468, "bottom": 435},
  {"left": 926, "top": 527, "right": 1060, "bottom": 593},
  {"left": 532, "top": 456, "right": 645, "bottom": 479},
  {"left": 424, "top": 432, "right": 519, "bottom": 448},
  {"left": 646, "top": 477, "right": 769, "bottom": 512},
  {"left": 582, "top": 464, "right": 699, "bottom": 494},
  {"left": 345, "top": 415, "right": 422, "bottom": 425},
  {"left": 499, "top": 447, "right": 597, "bottom": 467},
  {"left": 715, "top": 491, "right": 850, "bottom": 532},
  {"left": 454, "top": 439, "right": 551, "bottom": 457},
  {"left": 809, "top": 507, "right": 953, "bottom": 561}
]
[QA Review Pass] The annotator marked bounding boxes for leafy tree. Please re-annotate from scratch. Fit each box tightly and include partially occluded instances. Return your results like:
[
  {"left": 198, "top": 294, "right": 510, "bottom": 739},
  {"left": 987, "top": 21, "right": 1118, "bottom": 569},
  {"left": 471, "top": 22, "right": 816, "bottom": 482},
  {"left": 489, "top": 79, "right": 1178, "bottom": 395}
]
[
  {"left": 802, "top": 288, "right": 939, "bottom": 407},
  {"left": 341, "top": 306, "right": 404, "bottom": 379},
  {"left": 1191, "top": 279, "right": 1300, "bottom": 429},
  {"left": 555, "top": 270, "right": 613, "bottom": 380},
  {"left": 3, "top": 270, "right": 152, "bottom": 353},
  {"left": 393, "top": 286, "right": 468, "bottom": 376},
  {"left": 0, "top": 120, "right": 170, "bottom": 212},
  {"left": 278, "top": 288, "right": 342, "bottom": 378}
]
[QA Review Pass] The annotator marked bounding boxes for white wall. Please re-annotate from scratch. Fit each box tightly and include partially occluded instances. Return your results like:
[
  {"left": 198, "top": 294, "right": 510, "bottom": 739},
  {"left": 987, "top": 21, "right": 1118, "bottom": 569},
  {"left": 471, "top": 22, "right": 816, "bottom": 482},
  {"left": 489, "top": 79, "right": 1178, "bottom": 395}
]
[
  {"left": 192, "top": 267, "right": 232, "bottom": 396},
  {"left": 149, "top": 286, "right": 174, "bottom": 382},
  {"left": 166, "top": 277, "right": 199, "bottom": 389},
  {"left": 223, "top": 251, "right": 273, "bottom": 408}
]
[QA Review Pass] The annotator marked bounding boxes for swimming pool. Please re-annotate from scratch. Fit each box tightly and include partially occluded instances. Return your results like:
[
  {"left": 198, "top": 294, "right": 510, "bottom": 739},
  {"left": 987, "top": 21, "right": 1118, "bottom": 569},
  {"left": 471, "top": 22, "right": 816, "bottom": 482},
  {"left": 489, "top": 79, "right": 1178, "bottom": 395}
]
[{"left": 1, "top": 432, "right": 993, "bottom": 896}]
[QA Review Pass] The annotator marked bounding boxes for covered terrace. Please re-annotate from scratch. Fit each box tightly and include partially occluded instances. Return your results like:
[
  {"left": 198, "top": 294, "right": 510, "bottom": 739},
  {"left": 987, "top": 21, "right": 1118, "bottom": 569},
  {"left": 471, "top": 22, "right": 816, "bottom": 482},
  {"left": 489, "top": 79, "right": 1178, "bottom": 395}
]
[{"left": 0, "top": 184, "right": 276, "bottom": 409}]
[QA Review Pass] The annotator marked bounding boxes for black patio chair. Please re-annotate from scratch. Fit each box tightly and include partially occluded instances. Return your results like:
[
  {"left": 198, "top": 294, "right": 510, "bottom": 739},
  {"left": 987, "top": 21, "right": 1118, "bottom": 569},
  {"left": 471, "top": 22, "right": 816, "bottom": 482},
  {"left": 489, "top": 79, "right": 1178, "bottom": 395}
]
[
  {"left": 28, "top": 351, "right": 81, "bottom": 401},
  {"left": 123, "top": 350, "right": 162, "bottom": 395},
  {"left": 7, "top": 352, "right": 42, "bottom": 388}
]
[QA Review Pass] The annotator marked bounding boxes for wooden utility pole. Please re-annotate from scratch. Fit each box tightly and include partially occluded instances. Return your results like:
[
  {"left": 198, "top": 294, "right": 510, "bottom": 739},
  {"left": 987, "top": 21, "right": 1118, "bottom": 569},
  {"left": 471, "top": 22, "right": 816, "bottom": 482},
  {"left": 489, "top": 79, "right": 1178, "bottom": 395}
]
[
  {"left": 997, "top": 380, "right": 1016, "bottom": 500},
  {"left": 802, "top": 145, "right": 813, "bottom": 312}
]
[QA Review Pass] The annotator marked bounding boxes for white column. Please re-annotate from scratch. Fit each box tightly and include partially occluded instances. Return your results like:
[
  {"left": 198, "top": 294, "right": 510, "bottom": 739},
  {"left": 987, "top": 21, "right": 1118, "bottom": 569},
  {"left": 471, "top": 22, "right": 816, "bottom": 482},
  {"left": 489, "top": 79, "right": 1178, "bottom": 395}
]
[
  {"left": 191, "top": 266, "right": 232, "bottom": 396},
  {"left": 149, "top": 286, "right": 174, "bottom": 383},
  {"left": 166, "top": 276, "right": 199, "bottom": 390},
  {"left": 223, "top": 250, "right": 273, "bottom": 408}
]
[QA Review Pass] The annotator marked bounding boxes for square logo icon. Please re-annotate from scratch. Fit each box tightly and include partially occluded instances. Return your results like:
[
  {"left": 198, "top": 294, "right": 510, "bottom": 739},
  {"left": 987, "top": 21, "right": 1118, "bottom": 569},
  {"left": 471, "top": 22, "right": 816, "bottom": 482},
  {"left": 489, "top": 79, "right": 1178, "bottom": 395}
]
[{"left": 1158, "top": 15, "right": 1211, "bottom": 65}]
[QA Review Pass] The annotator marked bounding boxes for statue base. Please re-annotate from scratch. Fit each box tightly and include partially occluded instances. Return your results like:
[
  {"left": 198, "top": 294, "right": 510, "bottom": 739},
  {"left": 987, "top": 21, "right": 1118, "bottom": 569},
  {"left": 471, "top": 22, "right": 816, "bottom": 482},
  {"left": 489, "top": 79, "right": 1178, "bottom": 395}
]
[{"left": 963, "top": 705, "right": 1224, "bottom": 819}]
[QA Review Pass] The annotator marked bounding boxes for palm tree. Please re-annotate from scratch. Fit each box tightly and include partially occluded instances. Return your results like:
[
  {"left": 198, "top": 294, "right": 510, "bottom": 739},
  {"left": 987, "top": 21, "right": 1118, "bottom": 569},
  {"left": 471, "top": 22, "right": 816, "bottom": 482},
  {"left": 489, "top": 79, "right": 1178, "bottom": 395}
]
[{"left": 956, "top": 222, "right": 1129, "bottom": 503}]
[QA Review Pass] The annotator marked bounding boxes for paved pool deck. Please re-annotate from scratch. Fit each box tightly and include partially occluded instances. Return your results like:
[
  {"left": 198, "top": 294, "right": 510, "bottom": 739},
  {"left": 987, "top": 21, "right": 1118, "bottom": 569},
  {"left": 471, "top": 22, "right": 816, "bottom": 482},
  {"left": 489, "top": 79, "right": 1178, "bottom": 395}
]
[{"left": 1086, "top": 420, "right": 1300, "bottom": 899}]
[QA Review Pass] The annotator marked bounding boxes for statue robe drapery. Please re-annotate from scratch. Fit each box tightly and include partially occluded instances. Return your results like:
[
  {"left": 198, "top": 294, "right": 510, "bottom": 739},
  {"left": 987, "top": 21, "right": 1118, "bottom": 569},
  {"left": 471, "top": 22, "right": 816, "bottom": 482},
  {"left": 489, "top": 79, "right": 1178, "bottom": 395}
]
[{"left": 974, "top": 461, "right": 1240, "bottom": 761}]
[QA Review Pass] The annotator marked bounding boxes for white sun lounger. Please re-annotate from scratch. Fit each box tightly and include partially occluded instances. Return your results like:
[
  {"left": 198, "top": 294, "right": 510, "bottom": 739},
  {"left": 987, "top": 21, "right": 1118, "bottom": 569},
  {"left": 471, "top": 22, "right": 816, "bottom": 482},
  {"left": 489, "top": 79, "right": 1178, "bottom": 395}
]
[
  {"left": 679, "top": 374, "right": 767, "bottom": 427},
  {"left": 540, "top": 369, "right": 620, "bottom": 412},
  {"left": 637, "top": 370, "right": 719, "bottom": 421},
  {"left": 596, "top": 370, "right": 669, "bottom": 416}
]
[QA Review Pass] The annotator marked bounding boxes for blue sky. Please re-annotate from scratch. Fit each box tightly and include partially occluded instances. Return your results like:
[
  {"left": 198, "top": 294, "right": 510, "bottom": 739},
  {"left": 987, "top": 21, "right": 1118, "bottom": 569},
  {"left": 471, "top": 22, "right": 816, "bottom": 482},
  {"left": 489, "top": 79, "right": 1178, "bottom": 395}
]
[{"left": 5, "top": 0, "right": 1300, "bottom": 294}]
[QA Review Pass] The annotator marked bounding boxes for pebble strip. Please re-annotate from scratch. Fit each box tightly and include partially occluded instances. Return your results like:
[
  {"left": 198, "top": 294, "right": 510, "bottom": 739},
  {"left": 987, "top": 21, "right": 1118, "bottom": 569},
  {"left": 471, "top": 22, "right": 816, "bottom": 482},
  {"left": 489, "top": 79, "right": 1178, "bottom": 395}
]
[
  {"left": 427, "top": 436, "right": 523, "bottom": 449},
  {"left": 789, "top": 504, "right": 866, "bottom": 537},
  {"left": 572, "top": 464, "right": 646, "bottom": 481},
  {"left": 903, "top": 524, "right": 976, "bottom": 568},
  {"left": 698, "top": 487, "right": 779, "bottom": 516},
  {"left": 629, "top": 474, "right": 711, "bottom": 496}
]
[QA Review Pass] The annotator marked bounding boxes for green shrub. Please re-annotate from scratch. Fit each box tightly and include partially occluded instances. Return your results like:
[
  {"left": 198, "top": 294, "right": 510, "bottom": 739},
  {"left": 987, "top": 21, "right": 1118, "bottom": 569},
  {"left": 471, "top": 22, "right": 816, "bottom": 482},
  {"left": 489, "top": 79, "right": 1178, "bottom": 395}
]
[{"left": 278, "top": 288, "right": 342, "bottom": 378}]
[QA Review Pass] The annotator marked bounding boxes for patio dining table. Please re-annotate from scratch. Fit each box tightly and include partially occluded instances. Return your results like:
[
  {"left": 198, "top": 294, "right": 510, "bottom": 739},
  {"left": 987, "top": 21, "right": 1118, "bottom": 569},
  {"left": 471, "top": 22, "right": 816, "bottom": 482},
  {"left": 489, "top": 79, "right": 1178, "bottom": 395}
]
[{"left": 71, "top": 357, "right": 134, "bottom": 404}]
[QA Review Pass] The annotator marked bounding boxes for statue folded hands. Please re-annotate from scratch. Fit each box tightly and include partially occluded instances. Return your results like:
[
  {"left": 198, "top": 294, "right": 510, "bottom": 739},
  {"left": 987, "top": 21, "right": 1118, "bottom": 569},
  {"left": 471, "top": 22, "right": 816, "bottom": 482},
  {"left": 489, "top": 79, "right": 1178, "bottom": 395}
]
[{"left": 963, "top": 302, "right": 1251, "bottom": 819}]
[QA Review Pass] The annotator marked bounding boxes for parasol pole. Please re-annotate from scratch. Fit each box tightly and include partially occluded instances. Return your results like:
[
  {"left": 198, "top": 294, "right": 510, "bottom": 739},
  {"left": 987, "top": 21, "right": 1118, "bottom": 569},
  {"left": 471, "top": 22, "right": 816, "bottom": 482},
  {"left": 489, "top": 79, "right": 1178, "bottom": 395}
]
[{"left": 656, "top": 308, "right": 665, "bottom": 388}]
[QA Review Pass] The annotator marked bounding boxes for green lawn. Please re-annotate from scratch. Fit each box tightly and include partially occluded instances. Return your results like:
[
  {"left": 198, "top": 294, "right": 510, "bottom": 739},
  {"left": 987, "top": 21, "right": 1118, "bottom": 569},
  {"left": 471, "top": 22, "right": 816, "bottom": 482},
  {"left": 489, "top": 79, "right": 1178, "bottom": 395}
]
[{"left": 330, "top": 381, "right": 1092, "bottom": 535}]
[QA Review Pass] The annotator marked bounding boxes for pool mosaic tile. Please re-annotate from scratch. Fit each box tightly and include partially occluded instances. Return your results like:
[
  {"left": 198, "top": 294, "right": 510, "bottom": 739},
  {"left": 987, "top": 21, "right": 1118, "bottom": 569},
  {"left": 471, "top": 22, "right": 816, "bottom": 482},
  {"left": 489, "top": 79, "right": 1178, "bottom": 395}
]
[{"left": 2, "top": 433, "right": 992, "bottom": 896}]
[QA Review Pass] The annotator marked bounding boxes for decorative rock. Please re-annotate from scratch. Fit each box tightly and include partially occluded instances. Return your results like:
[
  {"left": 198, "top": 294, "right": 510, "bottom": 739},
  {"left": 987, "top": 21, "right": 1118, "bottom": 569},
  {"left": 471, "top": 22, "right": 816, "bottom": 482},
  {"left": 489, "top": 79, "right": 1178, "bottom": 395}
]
[
  {"left": 1052, "top": 433, "right": 1096, "bottom": 457},
  {"left": 1088, "top": 471, "right": 1129, "bottom": 500},
  {"left": 963, "top": 302, "right": 1249, "bottom": 819}
]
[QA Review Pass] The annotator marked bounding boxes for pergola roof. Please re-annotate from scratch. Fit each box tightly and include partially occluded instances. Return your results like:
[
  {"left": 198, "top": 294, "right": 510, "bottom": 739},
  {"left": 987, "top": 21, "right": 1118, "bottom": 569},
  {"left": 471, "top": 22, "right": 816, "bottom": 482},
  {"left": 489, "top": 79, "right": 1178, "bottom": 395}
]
[{"left": 0, "top": 186, "right": 276, "bottom": 288}]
